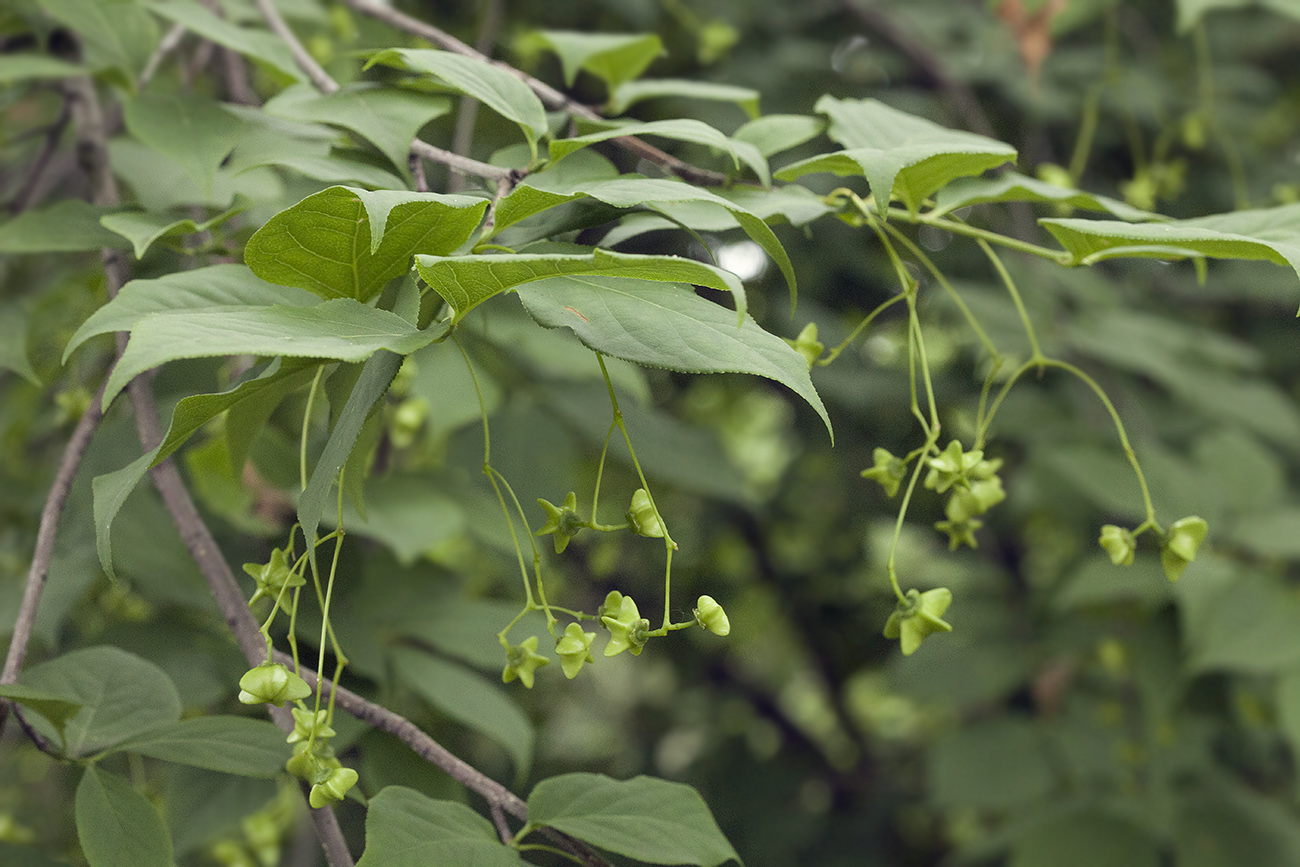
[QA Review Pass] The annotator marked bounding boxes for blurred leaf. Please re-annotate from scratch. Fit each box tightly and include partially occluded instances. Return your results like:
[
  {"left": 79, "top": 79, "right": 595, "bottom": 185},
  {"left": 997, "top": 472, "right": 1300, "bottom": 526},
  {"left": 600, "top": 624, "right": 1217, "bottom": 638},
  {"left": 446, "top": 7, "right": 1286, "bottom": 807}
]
[
  {"left": 0, "top": 683, "right": 82, "bottom": 735},
  {"left": 42, "top": 0, "right": 157, "bottom": 88},
  {"left": 341, "top": 474, "right": 465, "bottom": 564},
  {"left": 608, "top": 79, "right": 760, "bottom": 119},
  {"left": 1227, "top": 509, "right": 1300, "bottom": 559},
  {"left": 20, "top": 647, "right": 182, "bottom": 757},
  {"left": 112, "top": 717, "right": 290, "bottom": 777},
  {"left": 527, "top": 773, "right": 740, "bottom": 866},
  {"left": 932, "top": 172, "right": 1158, "bottom": 220},
  {"left": 354, "top": 786, "right": 521, "bottom": 867},
  {"left": 0, "top": 842, "right": 69, "bottom": 867},
  {"left": 551, "top": 119, "right": 771, "bottom": 187},
  {"left": 75, "top": 767, "right": 172, "bottom": 867},
  {"left": 516, "top": 276, "right": 831, "bottom": 438},
  {"left": 99, "top": 200, "right": 247, "bottom": 260},
  {"left": 1183, "top": 569, "right": 1300, "bottom": 673},
  {"left": 0, "top": 305, "right": 39, "bottom": 385},
  {"left": 928, "top": 719, "right": 1054, "bottom": 809},
  {"left": 775, "top": 96, "right": 1017, "bottom": 213},
  {"left": 389, "top": 595, "right": 528, "bottom": 672},
  {"left": 533, "top": 31, "right": 663, "bottom": 89},
  {"left": 166, "top": 767, "right": 276, "bottom": 855},
  {"left": 124, "top": 91, "right": 249, "bottom": 196},
  {"left": 1175, "top": 781, "right": 1300, "bottom": 867},
  {"left": 0, "top": 201, "right": 129, "bottom": 253},
  {"left": 732, "top": 114, "right": 826, "bottom": 158},
  {"left": 0, "top": 54, "right": 83, "bottom": 83},
  {"left": 148, "top": 0, "right": 304, "bottom": 80},
  {"left": 1050, "top": 555, "right": 1173, "bottom": 612},
  {"left": 1010, "top": 807, "right": 1160, "bottom": 867}
]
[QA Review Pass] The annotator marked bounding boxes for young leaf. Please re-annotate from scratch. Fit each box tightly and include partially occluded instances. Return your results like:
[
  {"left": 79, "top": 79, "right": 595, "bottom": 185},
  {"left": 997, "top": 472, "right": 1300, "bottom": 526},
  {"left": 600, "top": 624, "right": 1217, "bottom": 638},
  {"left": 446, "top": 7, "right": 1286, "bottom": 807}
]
[
  {"left": 0, "top": 201, "right": 129, "bottom": 253},
  {"left": 389, "top": 648, "right": 534, "bottom": 774},
  {"left": 365, "top": 49, "right": 548, "bottom": 158},
  {"left": 100, "top": 199, "right": 248, "bottom": 260},
  {"left": 608, "top": 79, "right": 760, "bottom": 119},
  {"left": 123, "top": 90, "right": 250, "bottom": 197},
  {"left": 0, "top": 684, "right": 83, "bottom": 736},
  {"left": 416, "top": 249, "right": 749, "bottom": 326},
  {"left": 732, "top": 114, "right": 827, "bottom": 158},
  {"left": 111, "top": 717, "right": 291, "bottom": 778},
  {"left": 355, "top": 786, "right": 522, "bottom": 867},
  {"left": 532, "top": 31, "right": 663, "bottom": 90},
  {"left": 244, "top": 186, "right": 487, "bottom": 301},
  {"left": 493, "top": 177, "right": 795, "bottom": 303},
  {"left": 931, "top": 172, "right": 1158, "bottom": 220},
  {"left": 75, "top": 767, "right": 173, "bottom": 867},
  {"left": 527, "top": 772, "right": 740, "bottom": 867},
  {"left": 92, "top": 451, "right": 156, "bottom": 581},
  {"left": 148, "top": 0, "right": 305, "bottom": 81},
  {"left": 18, "top": 647, "right": 182, "bottom": 758},
  {"left": 263, "top": 83, "right": 452, "bottom": 178},
  {"left": 550, "top": 119, "right": 771, "bottom": 187},
  {"left": 775, "top": 96, "right": 1017, "bottom": 214},
  {"left": 515, "top": 276, "right": 832, "bottom": 439}
]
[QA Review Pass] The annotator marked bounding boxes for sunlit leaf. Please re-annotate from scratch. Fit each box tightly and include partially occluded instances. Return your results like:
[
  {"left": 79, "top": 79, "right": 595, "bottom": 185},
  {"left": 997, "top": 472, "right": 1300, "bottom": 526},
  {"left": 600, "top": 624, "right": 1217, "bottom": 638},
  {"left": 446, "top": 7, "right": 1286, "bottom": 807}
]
[
  {"left": 732, "top": 114, "right": 826, "bottom": 158},
  {"left": 550, "top": 119, "right": 771, "bottom": 187},
  {"left": 148, "top": 0, "right": 304, "bottom": 80},
  {"left": 123, "top": 90, "right": 250, "bottom": 196},
  {"left": 100, "top": 199, "right": 248, "bottom": 260},
  {"left": 532, "top": 31, "right": 663, "bottom": 89},
  {"left": 608, "top": 79, "right": 760, "bottom": 119},
  {"left": 931, "top": 172, "right": 1159, "bottom": 220}
]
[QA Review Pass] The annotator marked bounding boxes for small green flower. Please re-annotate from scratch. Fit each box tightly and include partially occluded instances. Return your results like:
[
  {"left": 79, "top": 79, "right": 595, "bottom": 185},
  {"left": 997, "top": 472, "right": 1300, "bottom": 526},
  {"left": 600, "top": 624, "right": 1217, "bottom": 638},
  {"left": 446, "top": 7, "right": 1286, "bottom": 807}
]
[
  {"left": 935, "top": 515, "right": 982, "bottom": 551},
  {"left": 238, "top": 663, "right": 312, "bottom": 708},
  {"left": 285, "top": 740, "right": 338, "bottom": 783},
  {"left": 1161, "top": 516, "right": 1208, "bottom": 582},
  {"left": 626, "top": 488, "right": 665, "bottom": 538},
  {"left": 883, "top": 588, "right": 954, "bottom": 656},
  {"left": 287, "top": 707, "right": 335, "bottom": 745},
  {"left": 602, "top": 595, "right": 651, "bottom": 657},
  {"left": 309, "top": 766, "right": 359, "bottom": 809},
  {"left": 861, "top": 447, "right": 908, "bottom": 498},
  {"left": 1099, "top": 524, "right": 1137, "bottom": 566},
  {"left": 555, "top": 622, "right": 596, "bottom": 679},
  {"left": 243, "top": 548, "right": 305, "bottom": 606},
  {"left": 786, "top": 322, "right": 824, "bottom": 368},
  {"left": 502, "top": 636, "right": 550, "bottom": 688},
  {"left": 535, "top": 492, "right": 586, "bottom": 554},
  {"left": 694, "top": 595, "right": 730, "bottom": 636}
]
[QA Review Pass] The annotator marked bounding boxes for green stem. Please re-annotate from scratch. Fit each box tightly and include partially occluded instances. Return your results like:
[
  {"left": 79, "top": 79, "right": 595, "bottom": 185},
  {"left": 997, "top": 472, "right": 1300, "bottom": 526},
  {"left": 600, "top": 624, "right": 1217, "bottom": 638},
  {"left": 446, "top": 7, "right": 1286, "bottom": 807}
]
[
  {"left": 299, "top": 366, "right": 324, "bottom": 492},
  {"left": 977, "top": 238, "right": 1042, "bottom": 360},
  {"left": 817, "top": 293, "right": 907, "bottom": 366},
  {"left": 906, "top": 212, "right": 1071, "bottom": 264}
]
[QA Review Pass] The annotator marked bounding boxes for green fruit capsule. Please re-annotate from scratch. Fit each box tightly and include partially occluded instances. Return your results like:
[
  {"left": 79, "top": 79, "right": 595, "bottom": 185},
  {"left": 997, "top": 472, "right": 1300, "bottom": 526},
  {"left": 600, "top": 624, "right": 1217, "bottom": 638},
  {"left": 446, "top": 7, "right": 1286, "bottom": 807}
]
[{"left": 694, "top": 595, "right": 731, "bottom": 636}]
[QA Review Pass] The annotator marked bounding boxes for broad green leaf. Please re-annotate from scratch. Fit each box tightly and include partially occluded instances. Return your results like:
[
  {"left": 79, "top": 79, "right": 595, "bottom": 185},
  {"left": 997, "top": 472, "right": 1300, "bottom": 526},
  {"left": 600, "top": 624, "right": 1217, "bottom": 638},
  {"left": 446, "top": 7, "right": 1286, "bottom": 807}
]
[
  {"left": 100, "top": 199, "right": 248, "bottom": 260},
  {"left": 264, "top": 83, "right": 451, "bottom": 177},
  {"left": 608, "top": 79, "right": 760, "bottom": 119},
  {"left": 123, "top": 91, "right": 249, "bottom": 197},
  {"left": 166, "top": 767, "right": 275, "bottom": 856},
  {"left": 298, "top": 351, "right": 402, "bottom": 578},
  {"left": 19, "top": 647, "right": 182, "bottom": 757},
  {"left": 112, "top": 717, "right": 290, "bottom": 778},
  {"left": 775, "top": 96, "right": 1017, "bottom": 214},
  {"left": 66, "top": 264, "right": 317, "bottom": 361},
  {"left": 551, "top": 119, "right": 771, "bottom": 187},
  {"left": 390, "top": 595, "right": 525, "bottom": 671},
  {"left": 0, "top": 683, "right": 83, "bottom": 735},
  {"left": 532, "top": 31, "right": 663, "bottom": 89},
  {"left": 103, "top": 301, "right": 438, "bottom": 408},
  {"left": 390, "top": 648, "right": 533, "bottom": 774},
  {"left": 732, "top": 114, "right": 826, "bottom": 158},
  {"left": 1227, "top": 509, "right": 1300, "bottom": 559},
  {"left": 0, "top": 305, "right": 39, "bottom": 385},
  {"left": 1010, "top": 808, "right": 1160, "bottom": 867},
  {"left": 107, "top": 137, "right": 284, "bottom": 212},
  {"left": 42, "top": 0, "right": 157, "bottom": 89},
  {"left": 245, "top": 186, "right": 487, "bottom": 301},
  {"left": 0, "top": 201, "right": 129, "bottom": 253},
  {"left": 0, "top": 54, "right": 84, "bottom": 84},
  {"left": 494, "top": 177, "right": 795, "bottom": 302},
  {"left": 148, "top": 0, "right": 304, "bottom": 80},
  {"left": 527, "top": 773, "right": 739, "bottom": 867},
  {"left": 75, "top": 767, "right": 173, "bottom": 867},
  {"left": 92, "top": 451, "right": 155, "bottom": 581},
  {"left": 1175, "top": 781, "right": 1300, "bottom": 867},
  {"left": 366, "top": 49, "right": 548, "bottom": 158},
  {"left": 228, "top": 148, "right": 406, "bottom": 191},
  {"left": 601, "top": 185, "right": 834, "bottom": 247},
  {"left": 416, "top": 249, "right": 749, "bottom": 326},
  {"left": 355, "top": 786, "right": 521, "bottom": 867},
  {"left": 931, "top": 172, "right": 1159, "bottom": 220},
  {"left": 1041, "top": 203, "right": 1300, "bottom": 289},
  {"left": 1184, "top": 569, "right": 1300, "bottom": 673},
  {"left": 341, "top": 475, "right": 465, "bottom": 564},
  {"left": 516, "top": 276, "right": 832, "bottom": 439}
]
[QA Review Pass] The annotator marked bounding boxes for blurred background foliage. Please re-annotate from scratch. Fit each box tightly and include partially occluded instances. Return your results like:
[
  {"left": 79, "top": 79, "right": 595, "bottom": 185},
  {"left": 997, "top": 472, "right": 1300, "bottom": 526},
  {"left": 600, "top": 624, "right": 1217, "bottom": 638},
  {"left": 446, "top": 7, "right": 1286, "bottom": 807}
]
[{"left": 4, "top": 0, "right": 1300, "bottom": 865}]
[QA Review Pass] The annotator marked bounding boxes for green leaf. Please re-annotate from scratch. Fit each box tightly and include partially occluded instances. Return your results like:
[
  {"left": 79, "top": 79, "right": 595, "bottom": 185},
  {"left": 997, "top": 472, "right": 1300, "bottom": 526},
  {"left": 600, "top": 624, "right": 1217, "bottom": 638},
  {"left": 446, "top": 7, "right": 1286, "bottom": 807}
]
[
  {"left": 0, "top": 201, "right": 129, "bottom": 253},
  {"left": 608, "top": 79, "right": 760, "bottom": 119},
  {"left": 1175, "top": 0, "right": 1300, "bottom": 31},
  {"left": 931, "top": 172, "right": 1160, "bottom": 220},
  {"left": 1010, "top": 807, "right": 1160, "bottom": 867},
  {"left": 112, "top": 717, "right": 291, "bottom": 778},
  {"left": 732, "top": 114, "right": 826, "bottom": 158},
  {"left": 551, "top": 119, "right": 771, "bottom": 187},
  {"left": 264, "top": 83, "right": 451, "bottom": 178},
  {"left": 527, "top": 773, "right": 740, "bottom": 867},
  {"left": 0, "top": 54, "right": 84, "bottom": 84},
  {"left": 775, "top": 96, "right": 1017, "bottom": 213},
  {"left": 389, "top": 648, "right": 534, "bottom": 774},
  {"left": 124, "top": 91, "right": 249, "bottom": 197},
  {"left": 355, "top": 786, "right": 521, "bottom": 867},
  {"left": 1041, "top": 203, "right": 1300, "bottom": 289},
  {"left": 341, "top": 474, "right": 466, "bottom": 565},
  {"left": 75, "top": 767, "right": 173, "bottom": 867},
  {"left": 0, "top": 305, "right": 39, "bottom": 385},
  {"left": 516, "top": 276, "right": 832, "bottom": 439},
  {"left": 42, "top": 0, "right": 158, "bottom": 89},
  {"left": 532, "top": 31, "right": 663, "bottom": 90},
  {"left": 100, "top": 200, "right": 248, "bottom": 260},
  {"left": 224, "top": 130, "right": 407, "bottom": 191},
  {"left": 1175, "top": 781, "right": 1300, "bottom": 867},
  {"left": 416, "top": 248, "right": 749, "bottom": 327},
  {"left": 102, "top": 302, "right": 437, "bottom": 409},
  {"left": 365, "top": 49, "right": 548, "bottom": 158},
  {"left": 390, "top": 595, "right": 524, "bottom": 671},
  {"left": 493, "top": 177, "right": 795, "bottom": 302},
  {"left": 92, "top": 451, "right": 155, "bottom": 581},
  {"left": 928, "top": 718, "right": 1053, "bottom": 810},
  {"left": 1183, "top": 569, "right": 1300, "bottom": 674},
  {"left": 66, "top": 264, "right": 317, "bottom": 361},
  {"left": 147, "top": 0, "right": 304, "bottom": 81},
  {"left": 245, "top": 185, "right": 487, "bottom": 301},
  {"left": 0, "top": 841, "right": 70, "bottom": 867},
  {"left": 19, "top": 647, "right": 182, "bottom": 757},
  {"left": 0, "top": 683, "right": 83, "bottom": 735}
]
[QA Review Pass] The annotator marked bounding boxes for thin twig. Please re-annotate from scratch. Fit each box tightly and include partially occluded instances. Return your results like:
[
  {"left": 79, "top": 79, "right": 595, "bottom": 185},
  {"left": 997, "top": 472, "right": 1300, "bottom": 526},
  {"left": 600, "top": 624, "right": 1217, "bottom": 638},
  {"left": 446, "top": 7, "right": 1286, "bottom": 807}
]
[
  {"left": 140, "top": 22, "right": 189, "bottom": 88},
  {"left": 490, "top": 802, "right": 513, "bottom": 844},
  {"left": 7, "top": 99, "right": 71, "bottom": 214},
  {"left": 201, "top": 0, "right": 259, "bottom": 106},
  {"left": 341, "top": 0, "right": 734, "bottom": 185},
  {"left": 411, "top": 138, "right": 511, "bottom": 183}
]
